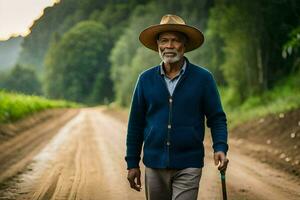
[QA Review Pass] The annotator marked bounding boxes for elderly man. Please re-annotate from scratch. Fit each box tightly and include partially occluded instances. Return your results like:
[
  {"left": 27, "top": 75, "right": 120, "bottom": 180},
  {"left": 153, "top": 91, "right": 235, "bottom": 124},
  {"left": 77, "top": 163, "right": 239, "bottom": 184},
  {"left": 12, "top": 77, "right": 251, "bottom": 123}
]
[{"left": 125, "top": 14, "right": 229, "bottom": 200}]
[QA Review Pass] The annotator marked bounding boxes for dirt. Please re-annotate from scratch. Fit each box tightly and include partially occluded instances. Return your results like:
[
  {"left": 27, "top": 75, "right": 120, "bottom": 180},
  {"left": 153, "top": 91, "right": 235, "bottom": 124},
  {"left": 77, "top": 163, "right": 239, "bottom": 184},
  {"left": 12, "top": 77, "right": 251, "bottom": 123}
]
[
  {"left": 0, "top": 108, "right": 79, "bottom": 195},
  {"left": 0, "top": 108, "right": 77, "bottom": 143},
  {"left": 0, "top": 107, "right": 299, "bottom": 200},
  {"left": 231, "top": 109, "right": 300, "bottom": 178}
]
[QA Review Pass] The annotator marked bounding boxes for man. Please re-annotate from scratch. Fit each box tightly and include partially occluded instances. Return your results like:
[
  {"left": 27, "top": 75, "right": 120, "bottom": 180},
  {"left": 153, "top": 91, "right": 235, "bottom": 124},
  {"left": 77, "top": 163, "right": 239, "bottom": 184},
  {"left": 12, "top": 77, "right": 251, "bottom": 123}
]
[{"left": 125, "top": 14, "right": 229, "bottom": 200}]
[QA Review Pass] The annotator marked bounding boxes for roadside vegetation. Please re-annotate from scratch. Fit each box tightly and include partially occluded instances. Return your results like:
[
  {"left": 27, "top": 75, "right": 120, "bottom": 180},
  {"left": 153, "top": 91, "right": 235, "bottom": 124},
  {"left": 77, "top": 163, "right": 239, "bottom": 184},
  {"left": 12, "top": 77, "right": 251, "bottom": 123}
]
[
  {"left": 221, "top": 70, "right": 300, "bottom": 127},
  {"left": 0, "top": 90, "right": 80, "bottom": 123}
]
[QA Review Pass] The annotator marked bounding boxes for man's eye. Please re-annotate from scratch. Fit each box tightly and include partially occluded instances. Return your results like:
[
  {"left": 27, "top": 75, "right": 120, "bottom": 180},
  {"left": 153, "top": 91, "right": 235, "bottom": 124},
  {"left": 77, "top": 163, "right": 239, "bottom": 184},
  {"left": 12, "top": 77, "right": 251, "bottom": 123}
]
[{"left": 160, "top": 39, "right": 168, "bottom": 43}]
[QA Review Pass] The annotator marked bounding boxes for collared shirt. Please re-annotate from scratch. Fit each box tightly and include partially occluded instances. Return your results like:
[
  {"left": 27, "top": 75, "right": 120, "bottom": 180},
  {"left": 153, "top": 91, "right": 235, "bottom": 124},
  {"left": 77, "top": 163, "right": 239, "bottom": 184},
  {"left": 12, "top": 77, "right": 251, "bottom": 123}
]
[{"left": 160, "top": 60, "right": 187, "bottom": 96}]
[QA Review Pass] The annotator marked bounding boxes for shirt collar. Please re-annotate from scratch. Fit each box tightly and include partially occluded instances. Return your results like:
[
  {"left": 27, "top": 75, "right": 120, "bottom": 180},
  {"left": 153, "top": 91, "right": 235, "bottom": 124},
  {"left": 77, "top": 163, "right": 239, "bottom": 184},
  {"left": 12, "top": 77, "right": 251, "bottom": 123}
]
[{"left": 160, "top": 59, "right": 187, "bottom": 76}]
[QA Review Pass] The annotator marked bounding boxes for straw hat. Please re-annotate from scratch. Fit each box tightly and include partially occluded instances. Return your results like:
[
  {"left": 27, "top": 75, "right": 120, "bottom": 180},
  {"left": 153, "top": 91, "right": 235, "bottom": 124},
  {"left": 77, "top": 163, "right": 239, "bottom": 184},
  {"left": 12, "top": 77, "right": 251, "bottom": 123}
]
[{"left": 139, "top": 14, "right": 204, "bottom": 52}]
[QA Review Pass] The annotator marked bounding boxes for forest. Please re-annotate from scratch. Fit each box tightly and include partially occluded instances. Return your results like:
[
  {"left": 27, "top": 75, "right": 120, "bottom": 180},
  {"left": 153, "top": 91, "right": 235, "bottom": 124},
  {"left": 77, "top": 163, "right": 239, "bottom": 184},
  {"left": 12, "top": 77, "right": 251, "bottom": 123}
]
[{"left": 0, "top": 0, "right": 299, "bottom": 114}]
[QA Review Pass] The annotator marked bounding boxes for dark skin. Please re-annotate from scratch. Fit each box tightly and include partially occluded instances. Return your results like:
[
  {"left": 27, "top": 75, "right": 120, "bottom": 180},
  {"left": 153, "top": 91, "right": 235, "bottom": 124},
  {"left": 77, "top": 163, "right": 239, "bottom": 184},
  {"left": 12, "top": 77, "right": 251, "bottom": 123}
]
[
  {"left": 158, "top": 32, "right": 185, "bottom": 79},
  {"left": 127, "top": 168, "right": 142, "bottom": 191},
  {"left": 127, "top": 31, "right": 229, "bottom": 192}
]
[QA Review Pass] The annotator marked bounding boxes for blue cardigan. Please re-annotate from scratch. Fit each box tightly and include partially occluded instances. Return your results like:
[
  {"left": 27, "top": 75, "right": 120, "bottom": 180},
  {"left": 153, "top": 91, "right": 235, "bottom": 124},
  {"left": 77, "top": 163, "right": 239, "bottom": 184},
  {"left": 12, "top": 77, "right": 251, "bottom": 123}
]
[{"left": 125, "top": 58, "right": 228, "bottom": 169}]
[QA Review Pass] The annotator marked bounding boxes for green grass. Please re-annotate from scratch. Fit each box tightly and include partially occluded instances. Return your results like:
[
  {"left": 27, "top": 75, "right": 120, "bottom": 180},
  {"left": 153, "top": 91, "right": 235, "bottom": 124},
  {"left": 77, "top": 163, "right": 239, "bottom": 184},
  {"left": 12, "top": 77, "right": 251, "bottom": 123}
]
[
  {"left": 221, "top": 71, "right": 300, "bottom": 127},
  {"left": 0, "top": 90, "right": 81, "bottom": 123}
]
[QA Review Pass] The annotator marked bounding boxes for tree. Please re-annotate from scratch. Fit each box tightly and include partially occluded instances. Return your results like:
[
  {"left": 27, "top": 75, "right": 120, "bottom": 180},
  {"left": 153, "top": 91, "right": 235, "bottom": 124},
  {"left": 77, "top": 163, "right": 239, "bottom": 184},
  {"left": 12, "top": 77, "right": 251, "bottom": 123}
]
[
  {"left": 109, "top": 0, "right": 216, "bottom": 106},
  {"left": 18, "top": 0, "right": 82, "bottom": 75},
  {"left": 282, "top": 26, "right": 300, "bottom": 72},
  {"left": 109, "top": 3, "right": 162, "bottom": 106},
  {"left": 44, "top": 20, "right": 113, "bottom": 104},
  {"left": 2, "top": 64, "right": 41, "bottom": 95},
  {"left": 206, "top": 0, "right": 300, "bottom": 104}
]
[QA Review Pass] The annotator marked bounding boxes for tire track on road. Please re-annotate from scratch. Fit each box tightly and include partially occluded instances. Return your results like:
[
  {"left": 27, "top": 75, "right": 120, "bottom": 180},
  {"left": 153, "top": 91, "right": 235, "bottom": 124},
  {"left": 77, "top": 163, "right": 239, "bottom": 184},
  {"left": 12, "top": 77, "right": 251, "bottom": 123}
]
[{"left": 0, "top": 108, "right": 299, "bottom": 200}]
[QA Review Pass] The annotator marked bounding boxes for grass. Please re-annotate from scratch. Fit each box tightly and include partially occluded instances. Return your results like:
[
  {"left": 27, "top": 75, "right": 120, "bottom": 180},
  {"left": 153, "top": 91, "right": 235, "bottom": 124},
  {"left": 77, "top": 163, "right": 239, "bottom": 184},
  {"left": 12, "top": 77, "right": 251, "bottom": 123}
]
[
  {"left": 221, "top": 71, "right": 300, "bottom": 127},
  {"left": 0, "top": 90, "right": 81, "bottom": 123}
]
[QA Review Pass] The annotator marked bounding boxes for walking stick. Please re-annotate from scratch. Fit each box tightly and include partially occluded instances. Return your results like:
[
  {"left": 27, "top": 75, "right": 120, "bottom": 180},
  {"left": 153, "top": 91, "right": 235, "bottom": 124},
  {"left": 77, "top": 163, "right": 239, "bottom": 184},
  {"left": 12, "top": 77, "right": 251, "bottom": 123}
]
[{"left": 220, "top": 170, "right": 228, "bottom": 200}]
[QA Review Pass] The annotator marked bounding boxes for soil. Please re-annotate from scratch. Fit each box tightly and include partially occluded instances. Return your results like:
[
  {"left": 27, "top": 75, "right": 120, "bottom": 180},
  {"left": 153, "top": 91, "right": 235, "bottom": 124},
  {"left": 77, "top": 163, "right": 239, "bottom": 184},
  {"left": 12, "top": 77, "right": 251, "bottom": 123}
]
[
  {"left": 231, "top": 109, "right": 300, "bottom": 179},
  {"left": 0, "top": 108, "right": 79, "bottom": 195},
  {"left": 0, "top": 109, "right": 76, "bottom": 143},
  {"left": 0, "top": 107, "right": 299, "bottom": 200}
]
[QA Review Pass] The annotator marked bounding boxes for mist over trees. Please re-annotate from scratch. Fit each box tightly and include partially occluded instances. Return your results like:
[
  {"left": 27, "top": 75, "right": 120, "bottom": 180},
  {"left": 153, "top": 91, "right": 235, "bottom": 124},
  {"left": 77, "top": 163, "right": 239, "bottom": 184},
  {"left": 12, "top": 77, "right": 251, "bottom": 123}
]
[
  {"left": 0, "top": 37, "right": 23, "bottom": 71},
  {"left": 0, "top": 64, "right": 41, "bottom": 95},
  {"left": 1, "top": 0, "right": 298, "bottom": 106}
]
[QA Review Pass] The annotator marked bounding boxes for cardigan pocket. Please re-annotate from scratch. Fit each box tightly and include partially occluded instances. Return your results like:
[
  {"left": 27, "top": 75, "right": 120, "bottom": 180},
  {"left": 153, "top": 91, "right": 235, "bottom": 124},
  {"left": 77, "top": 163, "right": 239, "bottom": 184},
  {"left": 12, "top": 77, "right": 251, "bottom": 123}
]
[
  {"left": 144, "top": 126, "right": 166, "bottom": 149},
  {"left": 171, "top": 126, "right": 202, "bottom": 151}
]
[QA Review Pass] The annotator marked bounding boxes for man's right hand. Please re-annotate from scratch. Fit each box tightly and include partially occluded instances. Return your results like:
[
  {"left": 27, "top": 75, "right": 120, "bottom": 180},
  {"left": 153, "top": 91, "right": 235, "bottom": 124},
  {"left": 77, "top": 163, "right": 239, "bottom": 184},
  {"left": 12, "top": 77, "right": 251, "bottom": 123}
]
[{"left": 127, "top": 168, "right": 142, "bottom": 192}]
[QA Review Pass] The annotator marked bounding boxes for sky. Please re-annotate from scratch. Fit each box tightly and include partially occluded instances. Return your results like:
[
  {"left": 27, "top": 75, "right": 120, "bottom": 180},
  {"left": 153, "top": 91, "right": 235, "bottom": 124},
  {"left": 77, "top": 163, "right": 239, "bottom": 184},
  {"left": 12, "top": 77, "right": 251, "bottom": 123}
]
[{"left": 0, "top": 0, "right": 59, "bottom": 41}]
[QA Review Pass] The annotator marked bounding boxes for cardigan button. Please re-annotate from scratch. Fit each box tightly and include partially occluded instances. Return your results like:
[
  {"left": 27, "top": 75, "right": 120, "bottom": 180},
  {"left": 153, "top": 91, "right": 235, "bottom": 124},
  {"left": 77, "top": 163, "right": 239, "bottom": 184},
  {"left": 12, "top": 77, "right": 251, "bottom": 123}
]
[
  {"left": 168, "top": 124, "right": 171, "bottom": 129},
  {"left": 169, "top": 98, "right": 173, "bottom": 103},
  {"left": 166, "top": 141, "right": 171, "bottom": 146}
]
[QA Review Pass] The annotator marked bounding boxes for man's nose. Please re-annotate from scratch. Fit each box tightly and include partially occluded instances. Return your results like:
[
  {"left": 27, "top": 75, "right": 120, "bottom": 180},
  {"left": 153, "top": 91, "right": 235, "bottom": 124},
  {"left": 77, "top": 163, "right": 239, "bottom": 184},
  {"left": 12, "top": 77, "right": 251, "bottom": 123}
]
[{"left": 165, "top": 41, "right": 174, "bottom": 48}]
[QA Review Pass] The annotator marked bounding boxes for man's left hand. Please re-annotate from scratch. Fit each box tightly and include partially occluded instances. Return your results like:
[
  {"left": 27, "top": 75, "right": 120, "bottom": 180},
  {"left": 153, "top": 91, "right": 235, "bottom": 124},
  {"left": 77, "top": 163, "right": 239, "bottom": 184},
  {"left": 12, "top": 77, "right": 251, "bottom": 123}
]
[{"left": 214, "top": 151, "right": 229, "bottom": 171}]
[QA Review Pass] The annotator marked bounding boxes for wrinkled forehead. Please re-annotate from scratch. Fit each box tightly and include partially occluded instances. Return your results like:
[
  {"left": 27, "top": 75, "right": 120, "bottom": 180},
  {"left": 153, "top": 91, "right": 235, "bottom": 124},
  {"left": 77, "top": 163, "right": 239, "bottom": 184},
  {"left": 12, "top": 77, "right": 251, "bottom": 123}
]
[{"left": 157, "top": 31, "right": 187, "bottom": 41}]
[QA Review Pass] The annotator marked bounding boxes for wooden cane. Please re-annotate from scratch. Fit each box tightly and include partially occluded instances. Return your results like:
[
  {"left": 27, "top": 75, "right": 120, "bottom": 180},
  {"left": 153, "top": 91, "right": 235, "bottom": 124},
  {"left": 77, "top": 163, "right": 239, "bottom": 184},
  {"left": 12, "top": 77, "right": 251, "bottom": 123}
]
[{"left": 220, "top": 170, "right": 228, "bottom": 200}]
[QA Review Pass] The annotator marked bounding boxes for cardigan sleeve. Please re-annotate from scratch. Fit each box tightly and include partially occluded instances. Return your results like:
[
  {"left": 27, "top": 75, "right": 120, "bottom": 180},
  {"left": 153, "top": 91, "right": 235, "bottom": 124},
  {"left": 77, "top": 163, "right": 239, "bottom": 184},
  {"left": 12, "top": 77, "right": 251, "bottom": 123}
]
[
  {"left": 203, "top": 73, "right": 229, "bottom": 155},
  {"left": 125, "top": 75, "right": 147, "bottom": 169}
]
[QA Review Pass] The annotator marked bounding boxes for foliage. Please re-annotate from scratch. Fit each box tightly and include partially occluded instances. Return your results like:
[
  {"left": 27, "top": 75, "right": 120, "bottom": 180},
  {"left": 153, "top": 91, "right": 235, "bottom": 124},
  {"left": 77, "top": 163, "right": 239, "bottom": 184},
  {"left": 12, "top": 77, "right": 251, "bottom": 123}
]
[
  {"left": 9, "top": 0, "right": 300, "bottom": 120},
  {"left": 205, "top": 0, "right": 300, "bottom": 104},
  {"left": 44, "top": 20, "right": 113, "bottom": 104},
  {"left": 0, "top": 90, "right": 79, "bottom": 123},
  {"left": 0, "top": 70, "right": 9, "bottom": 88},
  {"left": 222, "top": 70, "right": 300, "bottom": 127},
  {"left": 17, "top": 0, "right": 146, "bottom": 76},
  {"left": 0, "top": 64, "right": 42, "bottom": 95},
  {"left": 282, "top": 26, "right": 300, "bottom": 72},
  {"left": 109, "top": 3, "right": 162, "bottom": 106},
  {"left": 207, "top": 1, "right": 264, "bottom": 103},
  {"left": 110, "top": 0, "right": 214, "bottom": 106},
  {"left": 18, "top": 0, "right": 82, "bottom": 75}
]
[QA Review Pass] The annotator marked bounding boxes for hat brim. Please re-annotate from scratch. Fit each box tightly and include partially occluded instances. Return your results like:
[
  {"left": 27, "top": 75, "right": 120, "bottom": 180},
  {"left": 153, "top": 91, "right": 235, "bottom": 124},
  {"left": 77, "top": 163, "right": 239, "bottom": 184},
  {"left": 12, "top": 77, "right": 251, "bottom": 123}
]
[{"left": 139, "top": 24, "right": 204, "bottom": 52}]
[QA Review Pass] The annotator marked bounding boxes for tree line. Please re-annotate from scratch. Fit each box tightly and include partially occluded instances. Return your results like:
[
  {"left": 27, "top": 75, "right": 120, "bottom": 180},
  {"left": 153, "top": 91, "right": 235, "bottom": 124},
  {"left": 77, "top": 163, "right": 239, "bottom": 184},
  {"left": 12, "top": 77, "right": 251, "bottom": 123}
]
[{"left": 0, "top": 0, "right": 299, "bottom": 107}]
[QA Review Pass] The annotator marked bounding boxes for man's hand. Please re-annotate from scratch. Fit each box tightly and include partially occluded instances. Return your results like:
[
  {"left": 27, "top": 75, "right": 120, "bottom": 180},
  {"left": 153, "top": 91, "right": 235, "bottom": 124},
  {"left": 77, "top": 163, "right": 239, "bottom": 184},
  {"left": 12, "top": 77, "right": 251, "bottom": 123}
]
[
  {"left": 127, "top": 168, "right": 142, "bottom": 191},
  {"left": 214, "top": 151, "right": 229, "bottom": 171}
]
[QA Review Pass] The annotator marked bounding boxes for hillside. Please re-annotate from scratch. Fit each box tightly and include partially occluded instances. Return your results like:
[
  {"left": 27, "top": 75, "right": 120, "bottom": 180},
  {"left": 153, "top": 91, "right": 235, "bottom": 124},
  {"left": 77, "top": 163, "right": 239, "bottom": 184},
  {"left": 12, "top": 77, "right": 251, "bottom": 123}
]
[
  {"left": 0, "top": 36, "right": 23, "bottom": 71},
  {"left": 2, "top": 0, "right": 298, "bottom": 108},
  {"left": 231, "top": 108, "right": 300, "bottom": 178},
  {"left": 17, "top": 0, "right": 140, "bottom": 74}
]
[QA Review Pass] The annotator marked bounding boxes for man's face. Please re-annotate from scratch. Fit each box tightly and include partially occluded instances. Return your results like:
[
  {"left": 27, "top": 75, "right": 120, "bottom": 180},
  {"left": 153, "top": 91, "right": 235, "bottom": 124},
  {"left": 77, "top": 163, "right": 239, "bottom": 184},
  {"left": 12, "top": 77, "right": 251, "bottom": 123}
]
[{"left": 157, "top": 32, "right": 186, "bottom": 64}]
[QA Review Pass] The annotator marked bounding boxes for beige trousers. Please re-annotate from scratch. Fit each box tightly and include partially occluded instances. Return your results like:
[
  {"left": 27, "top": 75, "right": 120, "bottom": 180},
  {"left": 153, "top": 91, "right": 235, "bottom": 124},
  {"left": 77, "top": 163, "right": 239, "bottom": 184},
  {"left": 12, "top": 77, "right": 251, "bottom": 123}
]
[{"left": 145, "top": 167, "right": 202, "bottom": 200}]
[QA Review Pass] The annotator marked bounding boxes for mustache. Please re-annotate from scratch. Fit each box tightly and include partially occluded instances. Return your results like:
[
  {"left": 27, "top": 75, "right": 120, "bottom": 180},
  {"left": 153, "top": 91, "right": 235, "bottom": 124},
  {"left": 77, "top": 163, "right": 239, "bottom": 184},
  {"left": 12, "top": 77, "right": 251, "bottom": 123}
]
[{"left": 161, "top": 49, "right": 178, "bottom": 55}]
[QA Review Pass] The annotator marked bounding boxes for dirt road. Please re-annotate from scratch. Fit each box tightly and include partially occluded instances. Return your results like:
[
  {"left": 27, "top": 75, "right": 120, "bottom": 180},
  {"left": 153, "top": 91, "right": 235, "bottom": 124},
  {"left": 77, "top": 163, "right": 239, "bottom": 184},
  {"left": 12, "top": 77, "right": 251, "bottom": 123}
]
[{"left": 0, "top": 108, "right": 299, "bottom": 200}]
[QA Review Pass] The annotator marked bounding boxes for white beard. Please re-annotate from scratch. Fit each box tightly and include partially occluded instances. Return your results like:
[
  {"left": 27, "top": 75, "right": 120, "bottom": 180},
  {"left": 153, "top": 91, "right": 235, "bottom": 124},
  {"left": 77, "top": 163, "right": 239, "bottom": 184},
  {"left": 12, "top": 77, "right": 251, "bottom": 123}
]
[{"left": 159, "top": 48, "right": 182, "bottom": 64}]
